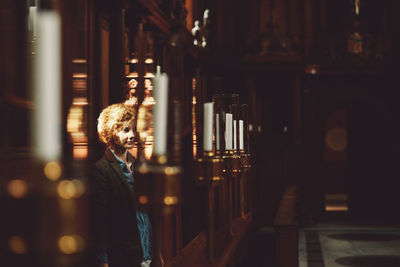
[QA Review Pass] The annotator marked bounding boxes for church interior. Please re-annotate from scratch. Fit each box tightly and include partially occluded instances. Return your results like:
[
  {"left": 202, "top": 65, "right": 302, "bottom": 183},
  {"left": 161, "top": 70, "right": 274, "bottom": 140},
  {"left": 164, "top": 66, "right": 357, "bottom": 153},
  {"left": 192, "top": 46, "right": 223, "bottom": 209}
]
[{"left": 2, "top": 0, "right": 400, "bottom": 266}]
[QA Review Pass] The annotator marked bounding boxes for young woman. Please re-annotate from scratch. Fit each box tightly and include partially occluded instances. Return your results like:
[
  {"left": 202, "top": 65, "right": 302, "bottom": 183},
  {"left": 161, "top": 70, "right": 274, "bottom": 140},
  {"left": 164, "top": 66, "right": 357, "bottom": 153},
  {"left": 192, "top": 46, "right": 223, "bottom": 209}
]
[{"left": 90, "top": 103, "right": 152, "bottom": 267}]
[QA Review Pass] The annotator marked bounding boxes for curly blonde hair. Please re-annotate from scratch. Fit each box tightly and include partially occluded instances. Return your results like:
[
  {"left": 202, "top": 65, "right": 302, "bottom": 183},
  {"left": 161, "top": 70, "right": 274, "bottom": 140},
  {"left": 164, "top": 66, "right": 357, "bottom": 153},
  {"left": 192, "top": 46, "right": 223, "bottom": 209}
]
[{"left": 97, "top": 103, "right": 136, "bottom": 145}]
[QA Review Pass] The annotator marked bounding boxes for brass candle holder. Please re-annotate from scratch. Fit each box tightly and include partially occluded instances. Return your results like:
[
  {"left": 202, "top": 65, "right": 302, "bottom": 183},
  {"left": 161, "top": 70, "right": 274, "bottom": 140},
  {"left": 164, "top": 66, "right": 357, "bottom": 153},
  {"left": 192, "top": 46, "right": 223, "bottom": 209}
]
[
  {"left": 196, "top": 152, "right": 224, "bottom": 184},
  {"left": 222, "top": 150, "right": 242, "bottom": 234},
  {"left": 195, "top": 151, "right": 224, "bottom": 261},
  {"left": 239, "top": 150, "right": 251, "bottom": 217},
  {"left": 134, "top": 155, "right": 182, "bottom": 267},
  {"left": 239, "top": 151, "right": 251, "bottom": 170}
]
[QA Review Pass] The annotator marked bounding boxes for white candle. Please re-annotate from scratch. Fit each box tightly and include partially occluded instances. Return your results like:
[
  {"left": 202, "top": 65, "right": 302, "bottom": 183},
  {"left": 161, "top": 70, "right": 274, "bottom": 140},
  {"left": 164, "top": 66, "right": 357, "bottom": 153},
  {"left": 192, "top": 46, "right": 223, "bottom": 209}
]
[
  {"left": 33, "top": 11, "right": 62, "bottom": 161},
  {"left": 29, "top": 6, "right": 38, "bottom": 37},
  {"left": 225, "top": 113, "right": 233, "bottom": 150},
  {"left": 203, "top": 103, "right": 213, "bottom": 152},
  {"left": 216, "top": 113, "right": 220, "bottom": 150},
  {"left": 153, "top": 72, "right": 169, "bottom": 155},
  {"left": 239, "top": 120, "right": 244, "bottom": 150},
  {"left": 233, "top": 120, "right": 237, "bottom": 150}
]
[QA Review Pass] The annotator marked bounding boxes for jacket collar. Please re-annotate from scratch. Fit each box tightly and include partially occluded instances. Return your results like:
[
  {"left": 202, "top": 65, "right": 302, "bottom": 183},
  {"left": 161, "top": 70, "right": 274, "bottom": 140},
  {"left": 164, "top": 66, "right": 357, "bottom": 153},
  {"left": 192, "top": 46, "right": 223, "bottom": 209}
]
[
  {"left": 104, "top": 147, "right": 135, "bottom": 164},
  {"left": 104, "top": 147, "right": 135, "bottom": 192}
]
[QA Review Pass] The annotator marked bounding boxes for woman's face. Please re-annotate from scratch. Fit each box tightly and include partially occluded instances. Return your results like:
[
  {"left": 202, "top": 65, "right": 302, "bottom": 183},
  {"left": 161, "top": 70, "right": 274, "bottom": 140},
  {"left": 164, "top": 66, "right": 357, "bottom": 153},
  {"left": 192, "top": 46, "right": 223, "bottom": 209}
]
[{"left": 114, "top": 120, "right": 137, "bottom": 150}]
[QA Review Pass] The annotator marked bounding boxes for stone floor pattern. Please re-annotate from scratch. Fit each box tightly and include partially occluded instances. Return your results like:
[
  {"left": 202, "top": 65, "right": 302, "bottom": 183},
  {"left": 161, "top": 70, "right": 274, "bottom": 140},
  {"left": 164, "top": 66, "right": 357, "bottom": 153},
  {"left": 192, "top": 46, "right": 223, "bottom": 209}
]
[{"left": 299, "top": 223, "right": 400, "bottom": 267}]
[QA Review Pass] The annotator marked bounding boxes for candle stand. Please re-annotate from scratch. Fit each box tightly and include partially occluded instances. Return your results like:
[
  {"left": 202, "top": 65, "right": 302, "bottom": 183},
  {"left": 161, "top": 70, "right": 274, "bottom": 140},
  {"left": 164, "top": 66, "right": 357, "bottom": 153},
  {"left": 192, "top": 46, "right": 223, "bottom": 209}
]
[
  {"left": 134, "top": 156, "right": 182, "bottom": 267},
  {"left": 195, "top": 152, "right": 224, "bottom": 261},
  {"left": 239, "top": 151, "right": 251, "bottom": 217},
  {"left": 222, "top": 150, "right": 242, "bottom": 233}
]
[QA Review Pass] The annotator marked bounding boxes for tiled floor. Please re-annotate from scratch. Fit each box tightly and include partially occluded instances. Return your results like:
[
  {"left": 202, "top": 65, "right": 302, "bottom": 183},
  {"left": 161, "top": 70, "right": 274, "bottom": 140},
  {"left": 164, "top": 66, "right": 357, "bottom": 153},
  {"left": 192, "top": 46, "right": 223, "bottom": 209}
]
[{"left": 299, "top": 219, "right": 400, "bottom": 267}]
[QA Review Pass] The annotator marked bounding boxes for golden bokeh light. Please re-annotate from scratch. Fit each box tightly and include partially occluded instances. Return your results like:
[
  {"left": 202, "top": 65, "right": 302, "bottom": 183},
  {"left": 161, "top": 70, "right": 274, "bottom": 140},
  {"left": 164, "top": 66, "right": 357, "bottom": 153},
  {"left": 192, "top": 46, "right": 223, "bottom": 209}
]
[
  {"left": 164, "top": 167, "right": 179, "bottom": 176},
  {"left": 9, "top": 236, "right": 28, "bottom": 254},
  {"left": 138, "top": 195, "right": 149, "bottom": 205},
  {"left": 144, "top": 58, "right": 153, "bottom": 64},
  {"left": 326, "top": 128, "right": 347, "bottom": 152},
  {"left": 57, "top": 179, "right": 85, "bottom": 199},
  {"left": 57, "top": 180, "right": 75, "bottom": 199},
  {"left": 44, "top": 161, "right": 62, "bottom": 180},
  {"left": 7, "top": 179, "right": 28, "bottom": 198},
  {"left": 72, "top": 179, "right": 85, "bottom": 197},
  {"left": 138, "top": 164, "right": 149, "bottom": 174},
  {"left": 128, "top": 58, "right": 138, "bottom": 64},
  {"left": 163, "top": 196, "right": 178, "bottom": 205},
  {"left": 58, "top": 235, "right": 84, "bottom": 254},
  {"left": 157, "top": 155, "right": 167, "bottom": 165}
]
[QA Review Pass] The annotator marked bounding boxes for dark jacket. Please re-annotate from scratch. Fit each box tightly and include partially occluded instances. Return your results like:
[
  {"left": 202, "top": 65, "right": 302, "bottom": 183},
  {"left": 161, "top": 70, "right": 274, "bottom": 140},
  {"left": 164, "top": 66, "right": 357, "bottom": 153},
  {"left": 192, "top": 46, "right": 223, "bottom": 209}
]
[{"left": 89, "top": 148, "right": 143, "bottom": 267}]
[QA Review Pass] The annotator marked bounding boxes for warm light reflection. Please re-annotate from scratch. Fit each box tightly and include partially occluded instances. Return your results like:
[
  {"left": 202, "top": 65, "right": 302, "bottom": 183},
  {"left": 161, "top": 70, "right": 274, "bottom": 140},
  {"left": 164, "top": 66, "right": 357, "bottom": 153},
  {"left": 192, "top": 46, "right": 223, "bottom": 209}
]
[
  {"left": 71, "top": 57, "right": 88, "bottom": 162},
  {"left": 305, "top": 64, "right": 318, "bottom": 75},
  {"left": 326, "top": 128, "right": 347, "bottom": 152},
  {"left": 144, "top": 72, "right": 154, "bottom": 78},
  {"left": 144, "top": 79, "right": 152, "bottom": 89},
  {"left": 137, "top": 104, "right": 154, "bottom": 160},
  {"left": 72, "top": 97, "right": 88, "bottom": 106},
  {"left": 144, "top": 141, "right": 153, "bottom": 160},
  {"left": 325, "top": 205, "right": 349, "bottom": 212},
  {"left": 58, "top": 235, "right": 84, "bottom": 254},
  {"left": 157, "top": 155, "right": 167, "bottom": 165},
  {"left": 125, "top": 96, "right": 138, "bottom": 108},
  {"left": 138, "top": 164, "right": 149, "bottom": 174},
  {"left": 126, "top": 72, "right": 139, "bottom": 78},
  {"left": 72, "top": 73, "right": 87, "bottom": 78},
  {"left": 72, "top": 179, "right": 85, "bottom": 197},
  {"left": 9, "top": 236, "right": 28, "bottom": 254},
  {"left": 192, "top": 78, "right": 197, "bottom": 158},
  {"left": 164, "top": 167, "right": 179, "bottom": 175},
  {"left": 57, "top": 179, "right": 85, "bottom": 199},
  {"left": 325, "top": 193, "right": 348, "bottom": 211},
  {"left": 73, "top": 145, "right": 88, "bottom": 159},
  {"left": 192, "top": 133, "right": 197, "bottom": 158},
  {"left": 355, "top": 0, "right": 360, "bottom": 15},
  {"left": 44, "top": 161, "right": 62, "bottom": 180},
  {"left": 142, "top": 90, "right": 155, "bottom": 106},
  {"left": 67, "top": 104, "right": 88, "bottom": 159},
  {"left": 138, "top": 195, "right": 149, "bottom": 205},
  {"left": 129, "top": 146, "right": 138, "bottom": 159},
  {"left": 67, "top": 106, "right": 83, "bottom": 133},
  {"left": 7, "top": 179, "right": 28, "bottom": 198},
  {"left": 249, "top": 124, "right": 254, "bottom": 132},
  {"left": 72, "top": 79, "right": 86, "bottom": 90},
  {"left": 128, "top": 58, "right": 138, "bottom": 64},
  {"left": 72, "top": 59, "right": 87, "bottom": 64},
  {"left": 164, "top": 196, "right": 178, "bottom": 205},
  {"left": 128, "top": 79, "right": 138, "bottom": 89},
  {"left": 145, "top": 58, "right": 153, "bottom": 64}
]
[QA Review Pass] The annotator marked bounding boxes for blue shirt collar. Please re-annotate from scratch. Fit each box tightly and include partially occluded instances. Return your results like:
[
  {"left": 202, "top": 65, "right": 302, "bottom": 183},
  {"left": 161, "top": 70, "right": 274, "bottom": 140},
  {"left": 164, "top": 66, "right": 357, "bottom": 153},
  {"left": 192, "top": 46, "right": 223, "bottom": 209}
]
[{"left": 109, "top": 149, "right": 135, "bottom": 170}]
